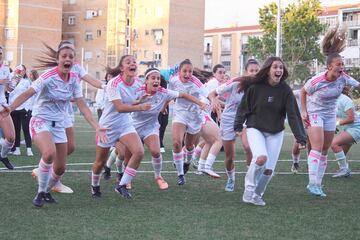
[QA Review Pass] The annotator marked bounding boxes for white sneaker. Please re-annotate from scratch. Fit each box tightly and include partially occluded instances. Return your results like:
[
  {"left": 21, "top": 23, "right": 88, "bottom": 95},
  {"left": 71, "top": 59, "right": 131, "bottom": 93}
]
[
  {"left": 20, "top": 140, "right": 26, "bottom": 145},
  {"left": 27, "top": 148, "right": 34, "bottom": 156},
  {"left": 52, "top": 181, "right": 74, "bottom": 194},
  {"left": 202, "top": 168, "right": 220, "bottom": 178},
  {"left": 160, "top": 147, "right": 165, "bottom": 153},
  {"left": 251, "top": 194, "right": 266, "bottom": 206},
  {"left": 13, "top": 147, "right": 21, "bottom": 156},
  {"left": 332, "top": 168, "right": 351, "bottom": 178},
  {"left": 242, "top": 189, "right": 253, "bottom": 203}
]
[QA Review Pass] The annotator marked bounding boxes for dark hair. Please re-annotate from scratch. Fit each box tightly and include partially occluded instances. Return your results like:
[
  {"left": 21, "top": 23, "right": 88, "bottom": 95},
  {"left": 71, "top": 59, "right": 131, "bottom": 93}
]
[
  {"left": 212, "top": 64, "right": 225, "bottom": 74},
  {"left": 160, "top": 74, "right": 167, "bottom": 88},
  {"left": 106, "top": 54, "right": 132, "bottom": 77},
  {"left": 21, "top": 64, "right": 28, "bottom": 79},
  {"left": 322, "top": 24, "right": 347, "bottom": 67},
  {"left": 233, "top": 75, "right": 253, "bottom": 93},
  {"left": 144, "top": 67, "right": 160, "bottom": 79},
  {"left": 179, "top": 59, "right": 192, "bottom": 71},
  {"left": 252, "top": 56, "right": 288, "bottom": 85},
  {"left": 245, "top": 59, "right": 259, "bottom": 71},
  {"left": 193, "top": 67, "right": 213, "bottom": 84},
  {"left": 35, "top": 40, "right": 75, "bottom": 70},
  {"left": 29, "top": 70, "right": 39, "bottom": 80}
]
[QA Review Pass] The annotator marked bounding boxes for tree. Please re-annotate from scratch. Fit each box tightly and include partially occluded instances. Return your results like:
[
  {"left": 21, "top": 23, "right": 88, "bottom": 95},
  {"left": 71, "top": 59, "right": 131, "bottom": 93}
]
[{"left": 247, "top": 0, "right": 325, "bottom": 84}]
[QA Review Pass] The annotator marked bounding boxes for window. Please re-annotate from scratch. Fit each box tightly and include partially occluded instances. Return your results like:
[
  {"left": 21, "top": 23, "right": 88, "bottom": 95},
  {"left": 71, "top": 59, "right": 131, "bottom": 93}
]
[
  {"left": 86, "top": 10, "right": 98, "bottom": 19},
  {"left": 126, "top": 40, "right": 130, "bottom": 48},
  {"left": 5, "top": 28, "right": 15, "bottom": 39},
  {"left": 67, "top": 37, "right": 75, "bottom": 45},
  {"left": 68, "top": 16, "right": 76, "bottom": 25},
  {"left": 144, "top": 50, "right": 149, "bottom": 58},
  {"left": 84, "top": 51, "right": 92, "bottom": 60},
  {"left": 221, "top": 35, "right": 231, "bottom": 53},
  {"left": 154, "top": 52, "right": 161, "bottom": 60},
  {"left": 97, "top": 30, "right": 101, "bottom": 37},
  {"left": 145, "top": 30, "right": 149, "bottom": 35},
  {"left": 96, "top": 71, "right": 100, "bottom": 79},
  {"left": 126, "top": 18, "right": 130, "bottom": 26},
  {"left": 85, "top": 31, "right": 93, "bottom": 41}
]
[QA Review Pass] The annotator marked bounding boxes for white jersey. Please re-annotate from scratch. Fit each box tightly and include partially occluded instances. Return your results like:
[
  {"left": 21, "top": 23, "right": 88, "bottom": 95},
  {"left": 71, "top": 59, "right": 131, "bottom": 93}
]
[
  {"left": 205, "top": 78, "right": 221, "bottom": 93},
  {"left": 31, "top": 67, "right": 82, "bottom": 124},
  {"left": 99, "top": 75, "right": 142, "bottom": 128},
  {"left": 292, "top": 89, "right": 301, "bottom": 111},
  {"left": 337, "top": 94, "right": 360, "bottom": 126},
  {"left": 65, "top": 63, "right": 87, "bottom": 116},
  {"left": 215, "top": 80, "right": 244, "bottom": 124},
  {"left": 8, "top": 77, "right": 32, "bottom": 110},
  {"left": 132, "top": 86, "right": 179, "bottom": 129},
  {"left": 304, "top": 71, "right": 359, "bottom": 116},
  {"left": 168, "top": 75, "right": 208, "bottom": 118},
  {"left": 0, "top": 63, "right": 10, "bottom": 104}
]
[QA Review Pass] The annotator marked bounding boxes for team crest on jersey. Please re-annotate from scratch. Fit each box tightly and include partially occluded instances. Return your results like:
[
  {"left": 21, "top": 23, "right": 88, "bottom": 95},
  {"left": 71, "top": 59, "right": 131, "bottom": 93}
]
[{"left": 268, "top": 96, "right": 274, "bottom": 102}]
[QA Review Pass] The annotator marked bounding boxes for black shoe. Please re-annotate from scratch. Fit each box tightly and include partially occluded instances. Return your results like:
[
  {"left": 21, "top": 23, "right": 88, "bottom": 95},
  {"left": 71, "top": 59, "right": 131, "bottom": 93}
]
[
  {"left": 43, "top": 192, "right": 57, "bottom": 204},
  {"left": 103, "top": 166, "right": 111, "bottom": 180},
  {"left": 115, "top": 172, "right": 123, "bottom": 185},
  {"left": 183, "top": 162, "right": 191, "bottom": 175},
  {"left": 178, "top": 175, "right": 185, "bottom": 185},
  {"left": 91, "top": 185, "right": 101, "bottom": 198},
  {"left": 115, "top": 185, "right": 132, "bottom": 199},
  {"left": 0, "top": 157, "right": 14, "bottom": 170},
  {"left": 33, "top": 192, "right": 45, "bottom": 207}
]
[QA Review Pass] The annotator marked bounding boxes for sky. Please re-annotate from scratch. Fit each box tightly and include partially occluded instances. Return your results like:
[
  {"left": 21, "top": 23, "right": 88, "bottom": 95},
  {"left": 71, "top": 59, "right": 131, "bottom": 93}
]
[{"left": 205, "top": 0, "right": 360, "bottom": 29}]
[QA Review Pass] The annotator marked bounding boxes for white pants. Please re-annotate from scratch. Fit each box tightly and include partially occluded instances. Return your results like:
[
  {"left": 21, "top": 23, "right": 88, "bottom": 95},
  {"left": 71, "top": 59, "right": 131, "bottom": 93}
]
[{"left": 247, "top": 128, "right": 284, "bottom": 171}]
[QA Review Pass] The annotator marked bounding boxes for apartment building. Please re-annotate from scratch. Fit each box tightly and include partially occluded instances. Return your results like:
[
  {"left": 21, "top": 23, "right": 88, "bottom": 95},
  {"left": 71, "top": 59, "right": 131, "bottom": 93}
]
[{"left": 0, "top": 0, "right": 62, "bottom": 68}]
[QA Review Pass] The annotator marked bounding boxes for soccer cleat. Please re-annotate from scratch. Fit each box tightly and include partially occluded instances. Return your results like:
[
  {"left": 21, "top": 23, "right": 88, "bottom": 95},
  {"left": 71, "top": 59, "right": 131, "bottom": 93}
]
[
  {"left": 251, "top": 194, "right": 266, "bottom": 206},
  {"left": 155, "top": 176, "right": 169, "bottom": 190},
  {"left": 27, "top": 148, "right": 34, "bottom": 157},
  {"left": 225, "top": 178, "right": 235, "bottom": 192},
  {"left": 115, "top": 172, "right": 123, "bottom": 185},
  {"left": 0, "top": 157, "right": 14, "bottom": 170},
  {"left": 195, "top": 170, "right": 204, "bottom": 176},
  {"left": 52, "top": 182, "right": 74, "bottom": 194},
  {"left": 317, "top": 186, "right": 327, "bottom": 197},
  {"left": 43, "top": 192, "right": 57, "bottom": 204},
  {"left": 91, "top": 185, "right": 101, "bottom": 198},
  {"left": 242, "top": 190, "right": 253, "bottom": 203},
  {"left": 33, "top": 192, "right": 45, "bottom": 207},
  {"left": 332, "top": 168, "right": 351, "bottom": 178},
  {"left": 183, "top": 162, "right": 191, "bottom": 174},
  {"left": 291, "top": 163, "right": 300, "bottom": 174},
  {"left": 307, "top": 184, "right": 321, "bottom": 196},
  {"left": 102, "top": 166, "right": 111, "bottom": 180},
  {"left": 160, "top": 147, "right": 165, "bottom": 153},
  {"left": 177, "top": 175, "right": 186, "bottom": 185},
  {"left": 12, "top": 148, "right": 20, "bottom": 156},
  {"left": 202, "top": 168, "right": 221, "bottom": 179},
  {"left": 115, "top": 185, "right": 132, "bottom": 199}
]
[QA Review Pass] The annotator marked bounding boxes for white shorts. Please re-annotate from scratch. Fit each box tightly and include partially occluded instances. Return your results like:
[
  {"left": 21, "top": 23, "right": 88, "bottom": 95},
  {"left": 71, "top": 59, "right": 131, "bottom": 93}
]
[
  {"left": 97, "top": 122, "right": 136, "bottom": 148},
  {"left": 220, "top": 119, "right": 236, "bottom": 141},
  {"left": 64, "top": 114, "right": 75, "bottom": 129},
  {"left": 136, "top": 124, "right": 159, "bottom": 141},
  {"left": 30, "top": 117, "right": 67, "bottom": 144},
  {"left": 172, "top": 111, "right": 202, "bottom": 135},
  {"left": 308, "top": 113, "right": 336, "bottom": 132}
]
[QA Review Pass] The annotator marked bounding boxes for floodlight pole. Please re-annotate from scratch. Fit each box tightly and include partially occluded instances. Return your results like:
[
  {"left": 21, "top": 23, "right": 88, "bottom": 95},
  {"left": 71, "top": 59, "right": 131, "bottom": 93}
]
[{"left": 276, "top": 0, "right": 281, "bottom": 57}]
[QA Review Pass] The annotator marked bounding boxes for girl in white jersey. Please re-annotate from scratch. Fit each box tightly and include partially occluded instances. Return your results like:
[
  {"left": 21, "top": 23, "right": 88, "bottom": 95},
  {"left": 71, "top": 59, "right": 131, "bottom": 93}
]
[
  {"left": 0, "top": 42, "right": 107, "bottom": 207},
  {"left": 31, "top": 41, "right": 105, "bottom": 194},
  {"left": 0, "top": 46, "right": 15, "bottom": 169},
  {"left": 301, "top": 26, "right": 360, "bottom": 197},
  {"left": 132, "top": 68, "right": 206, "bottom": 189},
  {"left": 91, "top": 55, "right": 150, "bottom": 199},
  {"left": 168, "top": 59, "right": 209, "bottom": 185}
]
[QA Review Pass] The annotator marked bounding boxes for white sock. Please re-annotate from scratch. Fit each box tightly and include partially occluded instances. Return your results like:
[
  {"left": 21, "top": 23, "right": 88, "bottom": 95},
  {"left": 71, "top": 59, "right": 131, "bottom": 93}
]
[
  {"left": 205, "top": 153, "right": 216, "bottom": 170},
  {"left": 292, "top": 153, "right": 300, "bottom": 164},
  {"left": 0, "top": 138, "right": 14, "bottom": 158},
  {"left": 91, "top": 172, "right": 101, "bottom": 187},
  {"left": 317, "top": 154, "right": 327, "bottom": 186},
  {"left": 47, "top": 170, "right": 62, "bottom": 192},
  {"left": 244, "top": 163, "right": 265, "bottom": 192},
  {"left": 335, "top": 151, "right": 348, "bottom": 169},
  {"left": 106, "top": 148, "right": 117, "bottom": 168},
  {"left": 198, "top": 159, "right": 206, "bottom": 171},
  {"left": 38, "top": 159, "right": 52, "bottom": 193},
  {"left": 307, "top": 150, "right": 321, "bottom": 186},
  {"left": 255, "top": 174, "right": 272, "bottom": 197},
  {"left": 119, "top": 167, "right": 137, "bottom": 186},
  {"left": 184, "top": 147, "right": 194, "bottom": 164},
  {"left": 226, "top": 167, "right": 235, "bottom": 181},
  {"left": 152, "top": 155, "right": 162, "bottom": 178},
  {"left": 173, "top": 151, "right": 184, "bottom": 176},
  {"left": 193, "top": 145, "right": 202, "bottom": 160},
  {"left": 115, "top": 157, "right": 123, "bottom": 173}
]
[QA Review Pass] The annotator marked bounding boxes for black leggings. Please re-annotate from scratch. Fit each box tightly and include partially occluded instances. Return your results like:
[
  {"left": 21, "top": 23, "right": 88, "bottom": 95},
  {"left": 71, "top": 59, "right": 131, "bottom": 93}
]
[
  {"left": 11, "top": 109, "right": 32, "bottom": 149},
  {"left": 158, "top": 112, "right": 169, "bottom": 148}
]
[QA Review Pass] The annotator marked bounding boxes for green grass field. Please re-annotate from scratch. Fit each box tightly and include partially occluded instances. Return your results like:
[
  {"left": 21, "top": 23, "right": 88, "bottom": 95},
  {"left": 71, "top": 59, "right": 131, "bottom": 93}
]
[{"left": 1, "top": 114, "right": 359, "bottom": 240}]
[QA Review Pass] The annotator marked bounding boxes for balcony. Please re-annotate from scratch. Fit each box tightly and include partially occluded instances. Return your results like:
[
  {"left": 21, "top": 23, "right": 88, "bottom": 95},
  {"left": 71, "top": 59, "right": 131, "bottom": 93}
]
[
  {"left": 348, "top": 39, "right": 359, "bottom": 46},
  {"left": 343, "top": 20, "right": 360, "bottom": 28}
]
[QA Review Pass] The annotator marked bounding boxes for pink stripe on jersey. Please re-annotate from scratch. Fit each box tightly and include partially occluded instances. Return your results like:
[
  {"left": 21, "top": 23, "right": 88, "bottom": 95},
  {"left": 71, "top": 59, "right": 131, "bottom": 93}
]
[
  {"left": 310, "top": 74, "right": 326, "bottom": 86},
  {"left": 111, "top": 75, "right": 122, "bottom": 88},
  {"left": 190, "top": 76, "right": 203, "bottom": 88},
  {"left": 225, "top": 80, "right": 234, "bottom": 86},
  {"left": 158, "top": 87, "right": 168, "bottom": 93},
  {"left": 124, "top": 167, "right": 137, "bottom": 177},
  {"left": 42, "top": 68, "right": 58, "bottom": 80},
  {"left": 342, "top": 72, "right": 350, "bottom": 79}
]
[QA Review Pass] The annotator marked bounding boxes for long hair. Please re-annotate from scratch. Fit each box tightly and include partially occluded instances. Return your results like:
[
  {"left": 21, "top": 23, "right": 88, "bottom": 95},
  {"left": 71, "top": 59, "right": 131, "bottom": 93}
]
[
  {"left": 322, "top": 24, "right": 347, "bottom": 66},
  {"left": 35, "top": 40, "right": 75, "bottom": 70},
  {"left": 252, "top": 56, "right": 288, "bottom": 85},
  {"left": 233, "top": 75, "right": 253, "bottom": 93},
  {"left": 193, "top": 67, "right": 213, "bottom": 84},
  {"left": 105, "top": 54, "right": 132, "bottom": 77}
]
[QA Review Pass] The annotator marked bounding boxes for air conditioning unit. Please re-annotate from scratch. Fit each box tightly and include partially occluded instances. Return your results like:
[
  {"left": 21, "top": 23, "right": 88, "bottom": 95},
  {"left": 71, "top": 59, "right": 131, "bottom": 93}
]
[
  {"left": 155, "top": 39, "right": 162, "bottom": 45},
  {"left": 92, "top": 11, "right": 98, "bottom": 17}
]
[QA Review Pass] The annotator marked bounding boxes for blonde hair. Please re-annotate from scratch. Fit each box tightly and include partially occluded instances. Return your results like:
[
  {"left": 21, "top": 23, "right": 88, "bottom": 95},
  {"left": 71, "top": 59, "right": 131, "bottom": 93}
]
[{"left": 321, "top": 24, "right": 347, "bottom": 66}]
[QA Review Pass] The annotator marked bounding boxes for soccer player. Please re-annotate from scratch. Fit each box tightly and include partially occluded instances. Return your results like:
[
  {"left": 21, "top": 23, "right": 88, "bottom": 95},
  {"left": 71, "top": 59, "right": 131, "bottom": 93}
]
[
  {"left": 0, "top": 41, "right": 107, "bottom": 207},
  {"left": 90, "top": 55, "right": 150, "bottom": 199},
  {"left": 235, "top": 57, "right": 306, "bottom": 206},
  {"left": 132, "top": 67, "right": 206, "bottom": 189},
  {"left": 301, "top": 25, "right": 360, "bottom": 197},
  {"left": 168, "top": 59, "right": 209, "bottom": 185}
]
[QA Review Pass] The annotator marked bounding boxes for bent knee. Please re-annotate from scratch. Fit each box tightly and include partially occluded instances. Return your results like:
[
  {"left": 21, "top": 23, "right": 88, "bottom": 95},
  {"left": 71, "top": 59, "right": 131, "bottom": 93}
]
[
  {"left": 255, "top": 155, "right": 267, "bottom": 166},
  {"left": 263, "top": 169, "right": 273, "bottom": 175}
]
